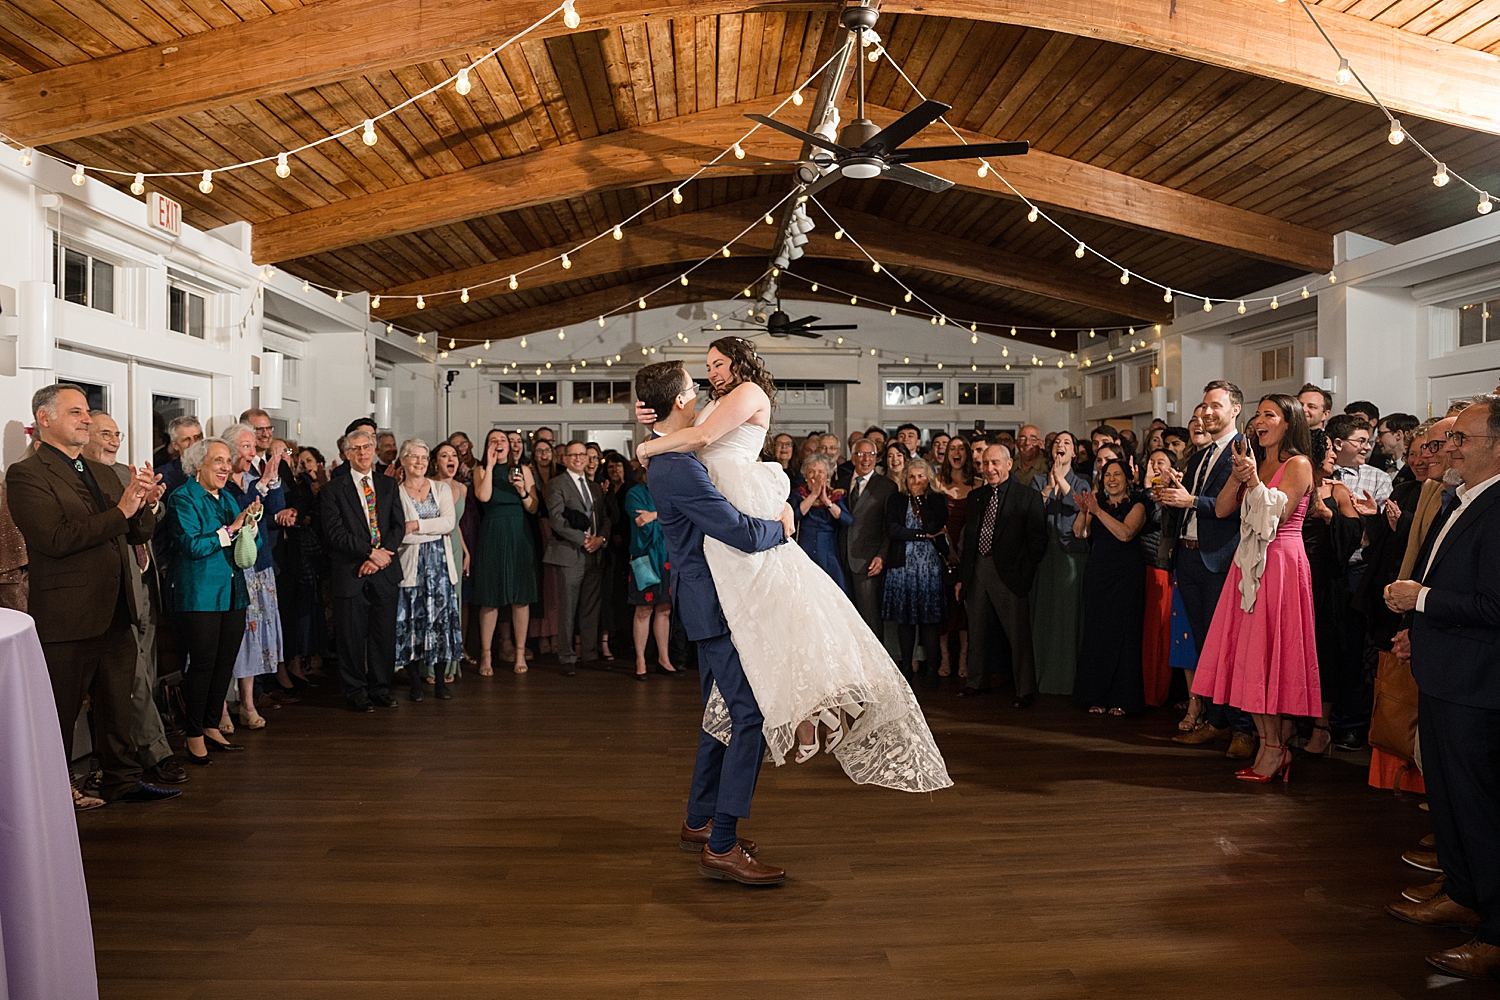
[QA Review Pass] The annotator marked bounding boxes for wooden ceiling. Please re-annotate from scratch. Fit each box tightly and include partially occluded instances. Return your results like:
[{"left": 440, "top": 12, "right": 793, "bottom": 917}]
[{"left": 5, "top": 0, "right": 1500, "bottom": 351}]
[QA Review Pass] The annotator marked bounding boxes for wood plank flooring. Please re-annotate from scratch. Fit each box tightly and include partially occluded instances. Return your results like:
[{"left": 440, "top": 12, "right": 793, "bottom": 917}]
[{"left": 77, "top": 663, "right": 1490, "bottom": 1000}]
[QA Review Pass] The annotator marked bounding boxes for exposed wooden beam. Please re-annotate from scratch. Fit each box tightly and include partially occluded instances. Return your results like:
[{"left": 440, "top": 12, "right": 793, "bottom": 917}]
[
  {"left": 434, "top": 258, "right": 1072, "bottom": 350},
  {"left": 369, "top": 197, "right": 1167, "bottom": 321},
  {"left": 257, "top": 98, "right": 1329, "bottom": 269},
  {"left": 5, "top": 0, "right": 1497, "bottom": 150}
]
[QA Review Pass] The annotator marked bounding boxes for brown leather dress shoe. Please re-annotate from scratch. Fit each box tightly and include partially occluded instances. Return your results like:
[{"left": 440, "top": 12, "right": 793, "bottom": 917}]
[
  {"left": 1419, "top": 833, "right": 1436, "bottom": 848},
  {"left": 1385, "top": 893, "right": 1482, "bottom": 928},
  {"left": 1426, "top": 938, "right": 1500, "bottom": 979},
  {"left": 1403, "top": 849, "right": 1442, "bottom": 872},
  {"left": 1225, "top": 732, "right": 1257, "bottom": 760},
  {"left": 1172, "top": 724, "right": 1230, "bottom": 746},
  {"left": 1403, "top": 879, "right": 1447, "bottom": 904},
  {"left": 699, "top": 845, "right": 786, "bottom": 885},
  {"left": 678, "top": 820, "right": 757, "bottom": 857}
]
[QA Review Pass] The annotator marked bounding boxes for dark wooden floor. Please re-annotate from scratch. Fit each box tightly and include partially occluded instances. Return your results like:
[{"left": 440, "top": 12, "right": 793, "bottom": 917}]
[{"left": 78, "top": 662, "right": 1490, "bottom": 1000}]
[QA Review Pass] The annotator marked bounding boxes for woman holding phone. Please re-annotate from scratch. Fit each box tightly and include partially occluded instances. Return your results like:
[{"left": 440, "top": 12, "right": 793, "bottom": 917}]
[
  {"left": 472, "top": 429, "right": 539, "bottom": 674},
  {"left": 1190, "top": 394, "right": 1319, "bottom": 783}
]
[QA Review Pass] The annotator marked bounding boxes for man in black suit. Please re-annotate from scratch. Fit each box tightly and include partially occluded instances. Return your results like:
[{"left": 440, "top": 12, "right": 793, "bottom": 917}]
[
  {"left": 321, "top": 427, "right": 405, "bottom": 711},
  {"left": 957, "top": 444, "right": 1047, "bottom": 708},
  {"left": 543, "top": 441, "right": 611, "bottom": 674},
  {"left": 1382, "top": 396, "right": 1500, "bottom": 979},
  {"left": 836, "top": 438, "right": 895, "bottom": 639}
]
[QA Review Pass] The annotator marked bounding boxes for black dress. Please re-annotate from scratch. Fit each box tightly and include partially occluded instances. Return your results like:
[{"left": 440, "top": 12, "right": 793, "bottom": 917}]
[
  {"left": 1302, "top": 491, "right": 1363, "bottom": 703},
  {"left": 1073, "top": 494, "right": 1147, "bottom": 713}
]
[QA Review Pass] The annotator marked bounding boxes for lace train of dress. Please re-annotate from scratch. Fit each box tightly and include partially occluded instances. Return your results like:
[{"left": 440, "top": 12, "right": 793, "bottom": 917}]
[{"left": 694, "top": 405, "right": 952, "bottom": 793}]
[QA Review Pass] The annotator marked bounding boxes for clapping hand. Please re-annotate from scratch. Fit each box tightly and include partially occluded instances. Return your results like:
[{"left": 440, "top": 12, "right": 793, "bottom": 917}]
[
  {"left": 1151, "top": 465, "right": 1193, "bottom": 509},
  {"left": 275, "top": 508, "right": 298, "bottom": 527},
  {"left": 1230, "top": 438, "right": 1258, "bottom": 486},
  {"left": 1384, "top": 499, "right": 1401, "bottom": 531},
  {"left": 1075, "top": 488, "right": 1097, "bottom": 515},
  {"left": 1351, "top": 489, "right": 1380, "bottom": 517},
  {"left": 267, "top": 441, "right": 288, "bottom": 478}
]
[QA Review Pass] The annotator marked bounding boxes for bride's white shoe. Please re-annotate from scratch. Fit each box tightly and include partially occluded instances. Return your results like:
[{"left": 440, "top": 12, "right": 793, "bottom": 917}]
[
  {"left": 817, "top": 709, "right": 845, "bottom": 754},
  {"left": 795, "top": 719, "right": 820, "bottom": 763}
]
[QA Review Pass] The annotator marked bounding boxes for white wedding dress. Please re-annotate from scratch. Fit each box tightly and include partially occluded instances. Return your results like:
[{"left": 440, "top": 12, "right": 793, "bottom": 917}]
[{"left": 694, "top": 401, "right": 953, "bottom": 793}]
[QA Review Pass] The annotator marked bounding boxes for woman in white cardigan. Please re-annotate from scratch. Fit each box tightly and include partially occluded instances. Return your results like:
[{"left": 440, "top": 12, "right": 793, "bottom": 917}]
[{"left": 394, "top": 439, "right": 463, "bottom": 701}]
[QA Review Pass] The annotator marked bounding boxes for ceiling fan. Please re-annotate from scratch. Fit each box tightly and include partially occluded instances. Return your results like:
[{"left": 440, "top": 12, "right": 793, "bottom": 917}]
[
  {"left": 766, "top": 308, "right": 857, "bottom": 340},
  {"left": 723, "top": 7, "right": 1030, "bottom": 197}
]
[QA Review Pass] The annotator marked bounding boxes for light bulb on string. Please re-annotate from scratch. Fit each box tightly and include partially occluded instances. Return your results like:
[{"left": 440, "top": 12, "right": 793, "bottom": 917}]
[
  {"left": 638, "top": 297, "right": 647, "bottom": 309},
  {"left": 1026, "top": 207, "right": 1038, "bottom": 223},
  {"left": 792, "top": 89, "right": 804, "bottom": 106},
  {"left": 721, "top": 246, "right": 731, "bottom": 258},
  {"left": 680, "top": 274, "right": 689, "bottom": 286},
  {"left": 561, "top": 253, "right": 572, "bottom": 269},
  {"left": 71, "top": 164, "right": 85, "bottom": 186},
  {"left": 1202, "top": 299, "right": 1212, "bottom": 312},
  {"left": 1049, "top": 329, "right": 1056, "bottom": 338},
  {"left": 508, "top": 275, "right": 518, "bottom": 290},
  {"left": 890, "top": 307, "right": 897, "bottom": 316},
  {"left": 440, "top": 350, "right": 448, "bottom": 359},
  {"left": 19, "top": 148, "right": 32, "bottom": 167},
  {"left": 449, "top": 338, "right": 456, "bottom": 349},
  {"left": 362, "top": 119, "right": 378, "bottom": 146},
  {"left": 1089, "top": 329, "right": 1096, "bottom": 338},
  {"left": 733, "top": 142, "right": 745, "bottom": 160},
  {"left": 335, "top": 290, "right": 344, "bottom": 303},
  {"left": 597, "top": 316, "right": 605, "bottom": 327},
  {"left": 936, "top": 362, "right": 943, "bottom": 370},
  {"left": 558, "top": 329, "right": 566, "bottom": 340},
  {"left": 970, "top": 322, "right": 977, "bottom": 332},
  {"left": 1074, "top": 242, "right": 1086, "bottom": 259},
  {"left": 276, "top": 153, "right": 290, "bottom": 178},
  {"left": 929, "top": 315, "right": 937, "bottom": 326},
  {"left": 1329, "top": 272, "right": 1337, "bottom": 284},
  {"left": 1010, "top": 327, "right": 1017, "bottom": 337},
  {"left": 1002, "top": 347, "right": 1008, "bottom": 357},
  {"left": 903, "top": 292, "right": 912, "bottom": 303},
  {"left": 834, "top": 230, "right": 844, "bottom": 240},
  {"left": 1119, "top": 270, "right": 1130, "bottom": 285},
  {"left": 561, "top": 0, "right": 579, "bottom": 28},
  {"left": 416, "top": 295, "right": 425, "bottom": 310},
  {"left": 459, "top": 288, "right": 469, "bottom": 303},
  {"left": 455, "top": 67, "right": 472, "bottom": 96},
  {"left": 545, "top": 361, "right": 552, "bottom": 368},
  {"left": 519, "top": 338, "right": 527, "bottom": 348},
  {"left": 671, "top": 187, "right": 683, "bottom": 205},
  {"left": 130, "top": 173, "right": 145, "bottom": 195},
  {"left": 372, "top": 295, "right": 382, "bottom": 309},
  {"left": 850, "top": 296, "right": 858, "bottom": 305},
  {"left": 771, "top": 267, "right": 780, "bottom": 277},
  {"left": 1387, "top": 120, "right": 1405, "bottom": 145},
  {"left": 1270, "top": 296, "right": 1279, "bottom": 310},
  {"left": 612, "top": 224, "right": 623, "bottom": 240},
  {"left": 870, "top": 349, "right": 877, "bottom": 356},
  {"left": 977, "top": 162, "right": 989, "bottom": 179},
  {"left": 1301, "top": 286, "right": 1310, "bottom": 299},
  {"left": 1163, "top": 288, "right": 1173, "bottom": 303},
  {"left": 1433, "top": 163, "right": 1450, "bottom": 188},
  {"left": 199, "top": 170, "right": 214, "bottom": 194},
  {"left": 1238, "top": 300, "right": 1247, "bottom": 314},
  {"left": 810, "top": 283, "right": 818, "bottom": 291},
  {"left": 938, "top": 316, "right": 946, "bottom": 326},
  {"left": 872, "top": 262, "right": 881, "bottom": 273},
  {"left": 303, "top": 279, "right": 311, "bottom": 293},
  {"left": 765, "top": 214, "right": 775, "bottom": 225},
  {"left": 1480, "top": 193, "right": 1494, "bottom": 215},
  {"left": 971, "top": 333, "right": 979, "bottom": 344},
  {"left": 1335, "top": 57, "right": 1352, "bottom": 86},
  {"left": 836, "top": 337, "right": 843, "bottom": 344}
]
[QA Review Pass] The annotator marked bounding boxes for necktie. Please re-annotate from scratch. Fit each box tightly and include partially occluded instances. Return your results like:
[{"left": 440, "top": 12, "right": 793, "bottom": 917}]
[
  {"left": 850, "top": 476, "right": 865, "bottom": 509},
  {"left": 361, "top": 475, "right": 381, "bottom": 546},
  {"left": 978, "top": 485, "right": 1000, "bottom": 555},
  {"left": 1182, "top": 443, "right": 1218, "bottom": 536}
]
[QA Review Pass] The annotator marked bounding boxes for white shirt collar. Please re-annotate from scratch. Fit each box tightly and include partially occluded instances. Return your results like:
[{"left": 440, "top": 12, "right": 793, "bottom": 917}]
[
  {"left": 1457, "top": 468, "right": 1500, "bottom": 505},
  {"left": 1209, "top": 424, "right": 1237, "bottom": 451}
]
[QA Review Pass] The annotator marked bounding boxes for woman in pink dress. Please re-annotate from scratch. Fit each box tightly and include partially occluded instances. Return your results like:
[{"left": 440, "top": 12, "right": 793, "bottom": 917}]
[{"left": 1192, "top": 393, "right": 1320, "bottom": 783}]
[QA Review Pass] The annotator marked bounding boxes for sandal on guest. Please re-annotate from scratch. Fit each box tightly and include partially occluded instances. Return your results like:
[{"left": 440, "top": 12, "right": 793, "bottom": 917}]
[
  {"left": 239, "top": 706, "right": 267, "bottom": 729},
  {"left": 218, "top": 712, "right": 235, "bottom": 735},
  {"left": 478, "top": 650, "right": 495, "bottom": 677},
  {"left": 1088, "top": 706, "right": 1107, "bottom": 715},
  {"left": 73, "top": 786, "right": 105, "bottom": 812}
]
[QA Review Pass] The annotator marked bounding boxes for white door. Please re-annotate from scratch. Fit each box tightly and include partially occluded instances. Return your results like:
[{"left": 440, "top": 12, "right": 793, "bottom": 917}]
[
  {"left": 54, "top": 348, "right": 131, "bottom": 459},
  {"left": 133, "top": 365, "right": 214, "bottom": 469}
]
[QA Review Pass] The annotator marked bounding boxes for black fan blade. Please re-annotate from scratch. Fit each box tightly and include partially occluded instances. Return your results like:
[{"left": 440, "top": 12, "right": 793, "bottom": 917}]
[
  {"left": 789, "top": 330, "right": 823, "bottom": 339},
  {"left": 744, "top": 114, "right": 852, "bottom": 156},
  {"left": 862, "top": 100, "right": 951, "bottom": 156},
  {"left": 883, "top": 162, "right": 954, "bottom": 193},
  {"left": 806, "top": 324, "right": 857, "bottom": 331},
  {"left": 800, "top": 168, "right": 843, "bottom": 198},
  {"left": 793, "top": 316, "right": 822, "bottom": 325},
  {"left": 888, "top": 140, "right": 1030, "bottom": 164}
]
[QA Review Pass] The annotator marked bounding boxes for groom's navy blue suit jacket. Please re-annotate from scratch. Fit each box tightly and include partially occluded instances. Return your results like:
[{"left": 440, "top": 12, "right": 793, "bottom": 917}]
[{"left": 646, "top": 450, "right": 786, "bottom": 641}]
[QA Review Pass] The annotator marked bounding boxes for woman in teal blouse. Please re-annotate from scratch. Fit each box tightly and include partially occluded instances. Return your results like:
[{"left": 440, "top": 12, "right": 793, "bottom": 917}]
[
  {"left": 624, "top": 472, "right": 678, "bottom": 680},
  {"left": 166, "top": 439, "right": 260, "bottom": 764}
]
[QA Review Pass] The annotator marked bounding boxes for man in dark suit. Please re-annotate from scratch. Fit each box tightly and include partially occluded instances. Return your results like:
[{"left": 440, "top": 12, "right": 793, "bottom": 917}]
[
  {"left": 1156, "top": 381, "right": 1256, "bottom": 757},
  {"left": 836, "top": 438, "right": 896, "bottom": 640},
  {"left": 321, "top": 427, "right": 405, "bottom": 711},
  {"left": 7, "top": 384, "right": 179, "bottom": 804},
  {"left": 957, "top": 444, "right": 1047, "bottom": 708},
  {"left": 637, "top": 361, "right": 793, "bottom": 885},
  {"left": 1383, "top": 396, "right": 1500, "bottom": 979},
  {"left": 543, "top": 440, "right": 612, "bottom": 675}
]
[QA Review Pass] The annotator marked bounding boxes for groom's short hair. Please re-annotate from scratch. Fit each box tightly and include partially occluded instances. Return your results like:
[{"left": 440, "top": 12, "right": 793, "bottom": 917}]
[{"left": 636, "top": 361, "right": 689, "bottom": 419}]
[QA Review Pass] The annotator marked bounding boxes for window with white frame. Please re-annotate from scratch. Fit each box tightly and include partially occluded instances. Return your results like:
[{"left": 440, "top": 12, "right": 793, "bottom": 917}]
[
  {"left": 167, "top": 284, "right": 207, "bottom": 339},
  {"left": 1092, "top": 369, "right": 1119, "bottom": 403},
  {"left": 956, "top": 381, "right": 1017, "bottom": 406},
  {"left": 495, "top": 381, "right": 557, "bottom": 405},
  {"left": 1260, "top": 344, "right": 1294, "bottom": 382},
  {"left": 884, "top": 380, "right": 945, "bottom": 406},
  {"left": 51, "top": 234, "right": 116, "bottom": 315},
  {"left": 571, "top": 380, "right": 632, "bottom": 404},
  {"left": 775, "top": 381, "right": 828, "bottom": 406},
  {"left": 1458, "top": 300, "right": 1498, "bottom": 346}
]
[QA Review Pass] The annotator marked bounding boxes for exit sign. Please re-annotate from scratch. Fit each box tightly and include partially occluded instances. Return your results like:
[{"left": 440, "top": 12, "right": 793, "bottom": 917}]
[{"left": 147, "top": 192, "right": 181, "bottom": 237}]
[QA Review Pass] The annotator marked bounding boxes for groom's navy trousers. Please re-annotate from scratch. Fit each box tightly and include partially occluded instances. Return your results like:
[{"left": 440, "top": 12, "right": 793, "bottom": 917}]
[{"left": 647, "top": 449, "right": 786, "bottom": 821}]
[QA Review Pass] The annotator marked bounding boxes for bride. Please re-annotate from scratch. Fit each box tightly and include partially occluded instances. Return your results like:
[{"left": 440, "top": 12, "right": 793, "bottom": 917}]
[{"left": 636, "top": 337, "right": 952, "bottom": 793}]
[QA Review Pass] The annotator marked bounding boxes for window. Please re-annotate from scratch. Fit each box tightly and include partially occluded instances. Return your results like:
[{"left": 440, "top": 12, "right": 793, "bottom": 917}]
[
  {"left": 571, "top": 380, "right": 633, "bottom": 405},
  {"left": 884, "top": 381, "right": 944, "bottom": 406},
  {"left": 1259, "top": 344, "right": 1294, "bottom": 382},
  {"left": 775, "top": 381, "right": 827, "bottom": 406},
  {"left": 1136, "top": 364, "right": 1155, "bottom": 395},
  {"left": 495, "top": 381, "right": 558, "bottom": 405},
  {"left": 1459, "top": 301, "right": 1497, "bottom": 346},
  {"left": 168, "top": 286, "right": 206, "bottom": 338},
  {"left": 67, "top": 380, "right": 109, "bottom": 413},
  {"left": 957, "top": 381, "right": 1017, "bottom": 406},
  {"left": 52, "top": 235, "right": 115, "bottom": 315},
  {"left": 1093, "top": 370, "right": 1119, "bottom": 402}
]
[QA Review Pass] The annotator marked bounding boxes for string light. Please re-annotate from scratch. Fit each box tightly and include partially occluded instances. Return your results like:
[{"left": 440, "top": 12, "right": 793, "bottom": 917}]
[
  {"left": 977, "top": 162, "right": 989, "bottom": 179},
  {"left": 276, "top": 153, "right": 290, "bottom": 178},
  {"left": 1433, "top": 163, "right": 1450, "bottom": 188},
  {"left": 72, "top": 164, "right": 85, "bottom": 186},
  {"left": 562, "top": 0, "right": 579, "bottom": 28},
  {"left": 612, "top": 225, "right": 623, "bottom": 240},
  {"left": 834, "top": 230, "right": 844, "bottom": 240},
  {"left": 1270, "top": 296, "right": 1279, "bottom": 310},
  {"left": 1481, "top": 193, "right": 1494, "bottom": 215},
  {"left": 1202, "top": 299, "right": 1212, "bottom": 312},
  {"left": 766, "top": 214, "right": 776, "bottom": 225},
  {"left": 850, "top": 296, "right": 858, "bottom": 305},
  {"left": 199, "top": 169, "right": 213, "bottom": 194},
  {"left": 455, "top": 67, "right": 472, "bottom": 96},
  {"left": 721, "top": 246, "right": 731, "bottom": 258},
  {"left": 461, "top": 289, "right": 469, "bottom": 303},
  {"left": 1026, "top": 207, "right": 1038, "bottom": 223},
  {"left": 130, "top": 172, "right": 145, "bottom": 195},
  {"left": 483, "top": 339, "right": 491, "bottom": 350},
  {"left": 890, "top": 306, "right": 898, "bottom": 315},
  {"left": 449, "top": 338, "right": 457, "bottom": 349},
  {"left": 792, "top": 90, "right": 804, "bottom": 106},
  {"left": 335, "top": 290, "right": 344, "bottom": 303},
  {"left": 1074, "top": 242, "right": 1086, "bottom": 259},
  {"left": 558, "top": 329, "right": 566, "bottom": 340},
  {"left": 1163, "top": 289, "right": 1173, "bottom": 303},
  {"left": 733, "top": 143, "right": 746, "bottom": 160},
  {"left": 1119, "top": 270, "right": 1130, "bottom": 285},
  {"left": 1335, "top": 57, "right": 1352, "bottom": 86},
  {"left": 509, "top": 275, "right": 518, "bottom": 290},
  {"left": 1301, "top": 286, "right": 1310, "bottom": 299},
  {"left": 519, "top": 338, "right": 527, "bottom": 348},
  {"left": 872, "top": 262, "right": 881, "bottom": 273},
  {"left": 362, "top": 119, "right": 378, "bottom": 146},
  {"left": 1387, "top": 120, "right": 1405, "bottom": 145},
  {"left": 598, "top": 316, "right": 606, "bottom": 327},
  {"left": 638, "top": 298, "right": 647, "bottom": 309},
  {"left": 303, "top": 279, "right": 311, "bottom": 293},
  {"left": 18, "top": 148, "right": 31, "bottom": 167},
  {"left": 672, "top": 188, "right": 684, "bottom": 205},
  {"left": 371, "top": 295, "right": 381, "bottom": 309},
  {"left": 416, "top": 295, "right": 425, "bottom": 309},
  {"left": 680, "top": 274, "right": 689, "bottom": 286},
  {"left": 1237, "top": 300, "right": 1247, "bottom": 314},
  {"left": 561, "top": 253, "right": 572, "bottom": 269},
  {"left": 810, "top": 283, "right": 818, "bottom": 292}
]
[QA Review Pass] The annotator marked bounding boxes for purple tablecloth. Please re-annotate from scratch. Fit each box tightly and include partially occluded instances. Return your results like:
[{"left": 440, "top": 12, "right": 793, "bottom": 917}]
[{"left": 0, "top": 608, "right": 98, "bottom": 1000}]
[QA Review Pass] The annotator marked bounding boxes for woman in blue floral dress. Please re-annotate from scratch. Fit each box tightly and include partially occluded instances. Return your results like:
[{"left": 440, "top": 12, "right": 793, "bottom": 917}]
[
  {"left": 881, "top": 457, "right": 950, "bottom": 687},
  {"left": 394, "top": 439, "right": 463, "bottom": 701}
]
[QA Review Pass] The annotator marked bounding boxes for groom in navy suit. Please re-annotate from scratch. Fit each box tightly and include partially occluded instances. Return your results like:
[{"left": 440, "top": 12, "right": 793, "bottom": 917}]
[{"left": 636, "top": 361, "right": 795, "bottom": 885}]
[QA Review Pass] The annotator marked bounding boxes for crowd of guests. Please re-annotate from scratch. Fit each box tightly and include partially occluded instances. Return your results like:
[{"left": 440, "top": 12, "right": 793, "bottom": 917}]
[{"left": 3, "top": 374, "right": 1498, "bottom": 980}]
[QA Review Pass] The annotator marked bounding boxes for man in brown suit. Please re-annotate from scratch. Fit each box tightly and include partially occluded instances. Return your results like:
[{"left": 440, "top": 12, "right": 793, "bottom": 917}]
[{"left": 6, "top": 384, "right": 179, "bottom": 804}]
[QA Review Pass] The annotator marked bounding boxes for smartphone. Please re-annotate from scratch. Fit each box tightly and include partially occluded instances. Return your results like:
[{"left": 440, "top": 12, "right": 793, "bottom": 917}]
[{"left": 973, "top": 419, "right": 986, "bottom": 434}]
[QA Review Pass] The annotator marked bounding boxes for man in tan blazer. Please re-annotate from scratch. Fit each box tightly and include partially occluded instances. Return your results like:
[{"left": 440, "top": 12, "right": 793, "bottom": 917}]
[{"left": 6, "top": 384, "right": 178, "bottom": 804}]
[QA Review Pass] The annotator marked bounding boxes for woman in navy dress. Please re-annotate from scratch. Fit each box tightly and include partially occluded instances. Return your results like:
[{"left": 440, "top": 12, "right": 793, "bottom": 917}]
[
  {"left": 881, "top": 457, "right": 949, "bottom": 687},
  {"left": 1073, "top": 458, "right": 1148, "bottom": 716},
  {"left": 794, "top": 452, "right": 852, "bottom": 592}
]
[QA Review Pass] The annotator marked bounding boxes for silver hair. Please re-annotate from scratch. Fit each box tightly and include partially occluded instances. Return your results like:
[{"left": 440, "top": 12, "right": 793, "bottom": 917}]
[
  {"left": 1470, "top": 393, "right": 1500, "bottom": 438},
  {"left": 219, "top": 422, "right": 255, "bottom": 449},
  {"left": 902, "top": 456, "right": 937, "bottom": 495},
  {"left": 166, "top": 415, "right": 201, "bottom": 438},
  {"left": 986, "top": 443, "right": 1013, "bottom": 460},
  {"left": 397, "top": 437, "right": 429, "bottom": 463},
  {"left": 345, "top": 428, "right": 375, "bottom": 448},
  {"left": 800, "top": 452, "right": 836, "bottom": 478},
  {"left": 180, "top": 438, "right": 228, "bottom": 476},
  {"left": 31, "top": 382, "right": 88, "bottom": 419}
]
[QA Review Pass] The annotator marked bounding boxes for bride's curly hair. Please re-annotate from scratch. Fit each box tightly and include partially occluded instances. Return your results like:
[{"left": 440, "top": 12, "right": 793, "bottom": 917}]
[{"left": 708, "top": 336, "right": 777, "bottom": 404}]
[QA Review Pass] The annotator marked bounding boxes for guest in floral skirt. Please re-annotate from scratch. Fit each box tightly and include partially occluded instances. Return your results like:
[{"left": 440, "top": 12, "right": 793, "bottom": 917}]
[
  {"left": 223, "top": 423, "right": 286, "bottom": 731},
  {"left": 395, "top": 439, "right": 463, "bottom": 701},
  {"left": 882, "top": 458, "right": 949, "bottom": 688}
]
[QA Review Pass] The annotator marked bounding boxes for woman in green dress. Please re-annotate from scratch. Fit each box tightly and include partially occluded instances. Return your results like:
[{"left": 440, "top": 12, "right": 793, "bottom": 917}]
[
  {"left": 1030, "top": 430, "right": 1091, "bottom": 695},
  {"left": 472, "top": 429, "right": 539, "bottom": 674},
  {"left": 429, "top": 442, "right": 470, "bottom": 684}
]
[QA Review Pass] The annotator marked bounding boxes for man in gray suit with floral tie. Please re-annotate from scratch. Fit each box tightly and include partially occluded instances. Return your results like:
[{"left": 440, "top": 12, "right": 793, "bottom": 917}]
[{"left": 544, "top": 441, "right": 611, "bottom": 675}]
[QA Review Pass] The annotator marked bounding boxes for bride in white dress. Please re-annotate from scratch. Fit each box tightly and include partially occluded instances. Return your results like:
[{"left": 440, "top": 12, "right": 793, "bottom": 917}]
[{"left": 636, "top": 338, "right": 951, "bottom": 793}]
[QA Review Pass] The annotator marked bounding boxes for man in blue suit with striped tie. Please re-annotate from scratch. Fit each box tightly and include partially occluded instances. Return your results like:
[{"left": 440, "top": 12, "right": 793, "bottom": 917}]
[{"left": 635, "top": 361, "right": 794, "bottom": 885}]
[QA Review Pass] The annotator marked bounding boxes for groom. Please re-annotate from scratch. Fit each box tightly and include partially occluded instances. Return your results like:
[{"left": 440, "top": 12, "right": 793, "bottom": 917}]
[{"left": 635, "top": 361, "right": 795, "bottom": 885}]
